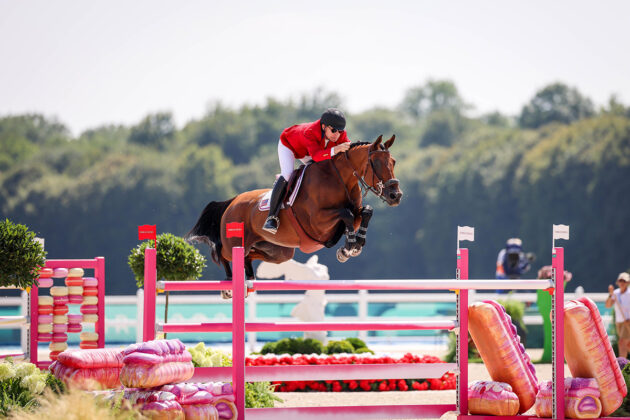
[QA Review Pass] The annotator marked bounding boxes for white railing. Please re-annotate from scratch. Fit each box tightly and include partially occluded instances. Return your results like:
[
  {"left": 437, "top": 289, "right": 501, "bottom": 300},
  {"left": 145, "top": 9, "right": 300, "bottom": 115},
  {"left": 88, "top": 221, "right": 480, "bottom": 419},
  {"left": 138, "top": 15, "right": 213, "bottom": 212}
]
[
  {"left": 1, "top": 288, "right": 611, "bottom": 353},
  {"left": 0, "top": 290, "right": 29, "bottom": 359}
]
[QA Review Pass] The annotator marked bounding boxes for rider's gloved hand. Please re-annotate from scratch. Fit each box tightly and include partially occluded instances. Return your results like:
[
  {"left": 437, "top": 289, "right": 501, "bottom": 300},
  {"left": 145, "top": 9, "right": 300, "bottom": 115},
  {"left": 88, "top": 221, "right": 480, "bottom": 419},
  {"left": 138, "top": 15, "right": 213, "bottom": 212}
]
[{"left": 332, "top": 142, "right": 350, "bottom": 155}]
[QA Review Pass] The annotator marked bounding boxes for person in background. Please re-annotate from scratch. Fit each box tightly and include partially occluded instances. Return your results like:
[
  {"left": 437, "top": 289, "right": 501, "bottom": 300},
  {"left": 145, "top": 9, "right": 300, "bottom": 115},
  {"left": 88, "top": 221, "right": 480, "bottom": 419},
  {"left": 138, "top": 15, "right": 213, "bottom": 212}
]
[
  {"left": 495, "top": 238, "right": 536, "bottom": 293},
  {"left": 606, "top": 272, "right": 630, "bottom": 358}
]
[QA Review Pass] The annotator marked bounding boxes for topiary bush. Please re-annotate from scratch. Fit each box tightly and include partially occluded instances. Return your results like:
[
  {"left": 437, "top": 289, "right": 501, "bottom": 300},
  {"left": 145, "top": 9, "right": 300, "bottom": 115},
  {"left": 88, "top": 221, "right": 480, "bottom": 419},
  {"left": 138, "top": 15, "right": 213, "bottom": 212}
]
[
  {"left": 128, "top": 232, "right": 206, "bottom": 287},
  {"left": 0, "top": 219, "right": 46, "bottom": 289}
]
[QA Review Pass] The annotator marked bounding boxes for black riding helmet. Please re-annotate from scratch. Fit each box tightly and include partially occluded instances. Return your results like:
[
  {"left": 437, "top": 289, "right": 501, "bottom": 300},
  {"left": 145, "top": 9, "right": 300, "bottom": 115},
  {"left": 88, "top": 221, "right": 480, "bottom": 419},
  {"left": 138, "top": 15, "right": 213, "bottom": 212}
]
[{"left": 320, "top": 108, "right": 346, "bottom": 131}]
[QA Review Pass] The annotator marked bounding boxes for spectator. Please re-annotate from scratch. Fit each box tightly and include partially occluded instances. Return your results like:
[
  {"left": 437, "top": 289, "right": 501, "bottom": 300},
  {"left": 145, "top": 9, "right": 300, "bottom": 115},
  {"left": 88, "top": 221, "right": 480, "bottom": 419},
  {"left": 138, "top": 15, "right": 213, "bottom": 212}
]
[
  {"left": 495, "top": 238, "right": 536, "bottom": 293},
  {"left": 606, "top": 272, "right": 630, "bottom": 358}
]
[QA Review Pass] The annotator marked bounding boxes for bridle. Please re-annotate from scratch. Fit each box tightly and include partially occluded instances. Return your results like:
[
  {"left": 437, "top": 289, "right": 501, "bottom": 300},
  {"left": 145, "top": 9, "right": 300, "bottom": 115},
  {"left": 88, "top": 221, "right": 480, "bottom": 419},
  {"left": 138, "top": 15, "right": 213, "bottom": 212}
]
[{"left": 333, "top": 146, "right": 400, "bottom": 205}]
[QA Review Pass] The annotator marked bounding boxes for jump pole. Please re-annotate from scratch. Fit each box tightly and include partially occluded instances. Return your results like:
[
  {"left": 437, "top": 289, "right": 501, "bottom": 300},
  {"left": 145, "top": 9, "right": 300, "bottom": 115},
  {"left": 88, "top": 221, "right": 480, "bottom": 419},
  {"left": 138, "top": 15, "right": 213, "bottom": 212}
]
[{"left": 232, "top": 246, "right": 246, "bottom": 420}]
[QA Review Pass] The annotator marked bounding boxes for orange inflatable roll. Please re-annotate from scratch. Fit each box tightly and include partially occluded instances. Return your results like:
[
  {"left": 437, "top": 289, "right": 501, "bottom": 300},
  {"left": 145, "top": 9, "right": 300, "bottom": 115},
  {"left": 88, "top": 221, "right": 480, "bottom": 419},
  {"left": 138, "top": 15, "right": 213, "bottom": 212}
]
[
  {"left": 564, "top": 297, "right": 627, "bottom": 416},
  {"left": 469, "top": 300, "right": 538, "bottom": 413},
  {"left": 468, "top": 380, "right": 519, "bottom": 416}
]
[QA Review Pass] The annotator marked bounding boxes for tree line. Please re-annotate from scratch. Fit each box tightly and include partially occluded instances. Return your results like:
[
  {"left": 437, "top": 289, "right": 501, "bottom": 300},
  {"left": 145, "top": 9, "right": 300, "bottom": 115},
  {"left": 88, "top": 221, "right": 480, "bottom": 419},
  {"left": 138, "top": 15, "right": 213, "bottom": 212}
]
[{"left": 1, "top": 81, "right": 629, "bottom": 294}]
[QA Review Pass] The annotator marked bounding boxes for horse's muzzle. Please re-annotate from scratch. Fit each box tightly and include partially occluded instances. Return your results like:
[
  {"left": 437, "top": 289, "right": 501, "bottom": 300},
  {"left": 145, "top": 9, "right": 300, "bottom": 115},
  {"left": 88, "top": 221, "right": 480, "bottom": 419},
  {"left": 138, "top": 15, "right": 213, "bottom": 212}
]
[{"left": 384, "top": 180, "right": 403, "bottom": 206}]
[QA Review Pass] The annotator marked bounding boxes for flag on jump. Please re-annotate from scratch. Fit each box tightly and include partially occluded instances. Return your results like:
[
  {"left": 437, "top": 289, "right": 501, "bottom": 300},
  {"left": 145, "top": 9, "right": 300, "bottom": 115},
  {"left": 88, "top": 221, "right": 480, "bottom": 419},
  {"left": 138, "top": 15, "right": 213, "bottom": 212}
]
[
  {"left": 138, "top": 225, "right": 157, "bottom": 248},
  {"left": 457, "top": 226, "right": 475, "bottom": 243},
  {"left": 552, "top": 224, "right": 570, "bottom": 240},
  {"left": 226, "top": 222, "right": 245, "bottom": 247}
]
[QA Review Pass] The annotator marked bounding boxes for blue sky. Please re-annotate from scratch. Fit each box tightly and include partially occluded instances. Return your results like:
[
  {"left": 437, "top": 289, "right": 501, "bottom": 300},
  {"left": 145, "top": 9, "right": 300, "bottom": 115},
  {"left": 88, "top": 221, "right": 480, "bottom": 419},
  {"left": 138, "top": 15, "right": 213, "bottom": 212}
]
[{"left": 1, "top": 0, "right": 629, "bottom": 135}]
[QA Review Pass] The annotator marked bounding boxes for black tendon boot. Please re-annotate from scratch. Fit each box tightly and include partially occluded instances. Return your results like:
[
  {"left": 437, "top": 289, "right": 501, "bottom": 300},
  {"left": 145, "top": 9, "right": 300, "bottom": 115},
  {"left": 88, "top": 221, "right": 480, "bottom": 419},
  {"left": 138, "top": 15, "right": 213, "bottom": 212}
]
[{"left": 262, "top": 176, "right": 288, "bottom": 234}]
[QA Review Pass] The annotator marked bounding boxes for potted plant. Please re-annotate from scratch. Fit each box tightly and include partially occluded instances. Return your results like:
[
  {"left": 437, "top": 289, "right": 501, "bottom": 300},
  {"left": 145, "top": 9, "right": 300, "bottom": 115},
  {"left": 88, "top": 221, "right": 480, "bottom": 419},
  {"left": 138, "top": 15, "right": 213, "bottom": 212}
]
[
  {"left": 0, "top": 219, "right": 46, "bottom": 289},
  {"left": 128, "top": 232, "right": 206, "bottom": 337}
]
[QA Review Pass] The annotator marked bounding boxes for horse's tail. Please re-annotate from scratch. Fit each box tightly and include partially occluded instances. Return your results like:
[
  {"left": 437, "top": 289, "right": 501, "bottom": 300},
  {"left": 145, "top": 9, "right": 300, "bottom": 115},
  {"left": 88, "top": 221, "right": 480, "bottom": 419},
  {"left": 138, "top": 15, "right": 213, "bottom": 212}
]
[{"left": 185, "top": 197, "right": 236, "bottom": 265}]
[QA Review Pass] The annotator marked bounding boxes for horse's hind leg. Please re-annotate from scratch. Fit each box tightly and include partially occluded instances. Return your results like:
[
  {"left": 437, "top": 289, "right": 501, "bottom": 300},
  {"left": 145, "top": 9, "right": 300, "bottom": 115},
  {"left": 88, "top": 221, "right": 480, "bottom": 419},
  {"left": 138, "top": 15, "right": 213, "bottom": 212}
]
[
  {"left": 220, "top": 256, "right": 234, "bottom": 300},
  {"left": 222, "top": 257, "right": 255, "bottom": 300},
  {"left": 244, "top": 258, "right": 255, "bottom": 297}
]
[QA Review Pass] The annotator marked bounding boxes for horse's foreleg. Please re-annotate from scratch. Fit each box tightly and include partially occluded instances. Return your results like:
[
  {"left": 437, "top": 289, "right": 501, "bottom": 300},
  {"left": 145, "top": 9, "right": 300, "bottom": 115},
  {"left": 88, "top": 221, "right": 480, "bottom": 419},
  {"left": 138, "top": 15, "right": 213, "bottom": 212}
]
[
  {"left": 336, "top": 209, "right": 357, "bottom": 263},
  {"left": 350, "top": 205, "right": 374, "bottom": 257}
]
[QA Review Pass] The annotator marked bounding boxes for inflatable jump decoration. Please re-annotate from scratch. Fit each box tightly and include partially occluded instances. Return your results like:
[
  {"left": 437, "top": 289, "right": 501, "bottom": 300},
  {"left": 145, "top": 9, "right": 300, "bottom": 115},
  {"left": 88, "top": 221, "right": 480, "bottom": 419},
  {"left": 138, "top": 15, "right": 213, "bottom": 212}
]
[
  {"left": 468, "top": 300, "right": 538, "bottom": 413},
  {"left": 534, "top": 378, "right": 602, "bottom": 419},
  {"left": 49, "top": 347, "right": 124, "bottom": 390},
  {"left": 468, "top": 380, "right": 520, "bottom": 416},
  {"left": 120, "top": 339, "right": 195, "bottom": 388},
  {"left": 564, "top": 297, "right": 627, "bottom": 416}
]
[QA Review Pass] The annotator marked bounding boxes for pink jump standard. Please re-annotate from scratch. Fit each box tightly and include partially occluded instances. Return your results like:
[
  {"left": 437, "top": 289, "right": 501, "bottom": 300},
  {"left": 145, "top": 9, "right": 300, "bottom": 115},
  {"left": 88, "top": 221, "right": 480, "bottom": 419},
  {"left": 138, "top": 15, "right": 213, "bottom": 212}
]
[{"left": 142, "top": 226, "right": 566, "bottom": 419}]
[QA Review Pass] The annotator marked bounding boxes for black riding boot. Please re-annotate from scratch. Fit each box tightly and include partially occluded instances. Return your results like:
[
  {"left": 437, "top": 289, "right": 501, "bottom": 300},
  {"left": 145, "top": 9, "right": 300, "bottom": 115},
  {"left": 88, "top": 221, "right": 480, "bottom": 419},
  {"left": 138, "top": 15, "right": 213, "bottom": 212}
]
[{"left": 262, "top": 176, "right": 288, "bottom": 234}]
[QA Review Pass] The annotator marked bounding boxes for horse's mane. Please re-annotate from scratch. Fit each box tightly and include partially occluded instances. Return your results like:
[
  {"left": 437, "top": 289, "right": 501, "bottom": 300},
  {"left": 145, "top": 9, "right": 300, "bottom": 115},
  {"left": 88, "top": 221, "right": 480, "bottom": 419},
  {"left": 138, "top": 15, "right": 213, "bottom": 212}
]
[{"left": 349, "top": 141, "right": 370, "bottom": 149}]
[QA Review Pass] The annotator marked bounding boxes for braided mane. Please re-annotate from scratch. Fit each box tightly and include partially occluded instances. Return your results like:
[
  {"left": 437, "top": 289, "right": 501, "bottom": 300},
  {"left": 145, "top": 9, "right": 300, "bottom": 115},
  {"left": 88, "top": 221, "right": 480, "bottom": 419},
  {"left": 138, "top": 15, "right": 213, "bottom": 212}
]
[{"left": 349, "top": 141, "right": 370, "bottom": 149}]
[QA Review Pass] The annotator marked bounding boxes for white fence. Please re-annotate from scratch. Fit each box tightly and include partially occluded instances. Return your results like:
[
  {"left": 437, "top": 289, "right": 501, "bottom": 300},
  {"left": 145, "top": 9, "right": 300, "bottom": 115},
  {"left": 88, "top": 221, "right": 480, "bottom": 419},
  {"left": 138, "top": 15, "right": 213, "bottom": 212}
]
[{"left": 1, "top": 288, "right": 611, "bottom": 353}]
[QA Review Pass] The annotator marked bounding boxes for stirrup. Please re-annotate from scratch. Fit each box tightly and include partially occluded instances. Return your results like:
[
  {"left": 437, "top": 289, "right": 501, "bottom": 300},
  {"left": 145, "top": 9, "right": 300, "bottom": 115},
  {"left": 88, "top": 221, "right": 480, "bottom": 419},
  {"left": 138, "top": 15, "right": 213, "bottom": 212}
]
[{"left": 262, "top": 216, "right": 279, "bottom": 234}]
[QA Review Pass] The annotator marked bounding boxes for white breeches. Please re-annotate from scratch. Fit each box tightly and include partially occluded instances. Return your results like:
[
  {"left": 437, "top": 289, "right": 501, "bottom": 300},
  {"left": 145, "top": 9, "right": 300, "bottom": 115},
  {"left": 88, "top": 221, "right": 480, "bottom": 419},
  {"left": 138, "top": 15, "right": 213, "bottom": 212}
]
[{"left": 278, "top": 140, "right": 312, "bottom": 180}]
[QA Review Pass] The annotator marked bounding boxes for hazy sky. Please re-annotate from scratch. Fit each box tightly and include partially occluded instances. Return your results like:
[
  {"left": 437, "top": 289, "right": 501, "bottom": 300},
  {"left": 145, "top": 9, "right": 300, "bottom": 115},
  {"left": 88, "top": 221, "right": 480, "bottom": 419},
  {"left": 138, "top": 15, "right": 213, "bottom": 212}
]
[{"left": 1, "top": 0, "right": 629, "bottom": 135}]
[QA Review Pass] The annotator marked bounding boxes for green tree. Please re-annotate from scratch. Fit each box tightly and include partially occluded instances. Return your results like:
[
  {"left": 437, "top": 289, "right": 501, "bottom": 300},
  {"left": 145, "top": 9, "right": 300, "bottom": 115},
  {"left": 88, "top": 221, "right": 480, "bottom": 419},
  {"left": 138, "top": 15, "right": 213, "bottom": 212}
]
[
  {"left": 518, "top": 82, "right": 595, "bottom": 129},
  {"left": 128, "top": 112, "right": 175, "bottom": 150},
  {"left": 399, "top": 79, "right": 468, "bottom": 120}
]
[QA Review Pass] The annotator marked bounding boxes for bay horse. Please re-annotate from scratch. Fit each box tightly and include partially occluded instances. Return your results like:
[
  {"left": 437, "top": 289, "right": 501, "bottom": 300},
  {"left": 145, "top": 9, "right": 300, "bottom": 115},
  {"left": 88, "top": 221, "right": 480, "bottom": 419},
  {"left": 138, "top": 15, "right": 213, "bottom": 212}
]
[{"left": 186, "top": 135, "right": 402, "bottom": 297}]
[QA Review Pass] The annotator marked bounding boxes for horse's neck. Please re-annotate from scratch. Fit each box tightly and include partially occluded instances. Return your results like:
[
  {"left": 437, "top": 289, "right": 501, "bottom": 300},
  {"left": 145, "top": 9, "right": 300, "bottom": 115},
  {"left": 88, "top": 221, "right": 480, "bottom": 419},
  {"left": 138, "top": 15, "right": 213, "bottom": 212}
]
[{"left": 335, "top": 147, "right": 368, "bottom": 189}]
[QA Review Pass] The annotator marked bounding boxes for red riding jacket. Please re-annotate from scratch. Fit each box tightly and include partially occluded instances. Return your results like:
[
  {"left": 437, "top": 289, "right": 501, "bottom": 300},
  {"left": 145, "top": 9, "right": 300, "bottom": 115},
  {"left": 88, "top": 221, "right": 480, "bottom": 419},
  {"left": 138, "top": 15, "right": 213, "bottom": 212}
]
[{"left": 280, "top": 119, "right": 349, "bottom": 162}]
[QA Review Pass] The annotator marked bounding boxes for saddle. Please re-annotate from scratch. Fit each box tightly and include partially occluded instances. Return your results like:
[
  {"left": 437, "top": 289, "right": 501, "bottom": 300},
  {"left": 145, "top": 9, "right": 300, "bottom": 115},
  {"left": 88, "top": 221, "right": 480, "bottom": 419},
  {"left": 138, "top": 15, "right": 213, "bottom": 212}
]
[
  {"left": 258, "top": 164, "right": 307, "bottom": 212},
  {"left": 257, "top": 164, "right": 330, "bottom": 253}
]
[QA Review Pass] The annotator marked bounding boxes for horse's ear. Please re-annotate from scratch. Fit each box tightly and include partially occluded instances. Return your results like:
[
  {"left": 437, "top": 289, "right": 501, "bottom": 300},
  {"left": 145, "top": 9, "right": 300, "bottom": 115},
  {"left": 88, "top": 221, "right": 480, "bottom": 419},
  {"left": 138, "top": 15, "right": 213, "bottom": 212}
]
[
  {"left": 384, "top": 135, "right": 396, "bottom": 149},
  {"left": 371, "top": 135, "right": 383, "bottom": 151}
]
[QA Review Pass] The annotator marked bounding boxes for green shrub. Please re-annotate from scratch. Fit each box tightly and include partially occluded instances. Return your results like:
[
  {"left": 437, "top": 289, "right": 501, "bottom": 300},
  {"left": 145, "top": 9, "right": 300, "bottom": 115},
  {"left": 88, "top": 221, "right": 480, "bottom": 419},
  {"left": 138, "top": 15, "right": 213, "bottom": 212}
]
[
  {"left": 612, "top": 363, "right": 630, "bottom": 416},
  {"left": 128, "top": 233, "right": 206, "bottom": 287},
  {"left": 0, "top": 219, "right": 46, "bottom": 289},
  {"left": 188, "top": 342, "right": 232, "bottom": 368},
  {"left": 260, "top": 338, "right": 324, "bottom": 355},
  {"left": 324, "top": 340, "right": 355, "bottom": 354},
  {"left": 497, "top": 297, "right": 527, "bottom": 333},
  {"left": 187, "top": 343, "right": 279, "bottom": 408},
  {"left": 245, "top": 381, "right": 282, "bottom": 408},
  {"left": 260, "top": 337, "right": 374, "bottom": 355},
  {"left": 344, "top": 337, "right": 367, "bottom": 351},
  {"left": 0, "top": 359, "right": 64, "bottom": 416}
]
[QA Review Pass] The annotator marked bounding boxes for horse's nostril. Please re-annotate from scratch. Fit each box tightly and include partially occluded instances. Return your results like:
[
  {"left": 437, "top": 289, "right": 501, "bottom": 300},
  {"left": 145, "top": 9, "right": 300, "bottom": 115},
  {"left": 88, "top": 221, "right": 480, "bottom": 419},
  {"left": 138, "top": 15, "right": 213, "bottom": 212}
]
[{"left": 390, "top": 193, "right": 397, "bottom": 200}]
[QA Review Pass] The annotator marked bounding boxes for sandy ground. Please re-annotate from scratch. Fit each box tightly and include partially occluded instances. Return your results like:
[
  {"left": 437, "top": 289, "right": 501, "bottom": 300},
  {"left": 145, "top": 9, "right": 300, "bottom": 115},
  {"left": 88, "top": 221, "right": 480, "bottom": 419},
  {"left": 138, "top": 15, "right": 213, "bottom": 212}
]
[{"left": 274, "top": 349, "right": 571, "bottom": 420}]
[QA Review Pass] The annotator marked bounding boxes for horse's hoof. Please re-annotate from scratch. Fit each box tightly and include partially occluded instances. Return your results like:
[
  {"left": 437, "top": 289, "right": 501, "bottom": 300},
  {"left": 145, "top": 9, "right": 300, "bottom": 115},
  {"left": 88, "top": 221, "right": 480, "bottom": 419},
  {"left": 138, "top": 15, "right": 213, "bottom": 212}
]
[
  {"left": 221, "top": 290, "right": 232, "bottom": 300},
  {"left": 350, "top": 247, "right": 362, "bottom": 257},
  {"left": 336, "top": 248, "right": 349, "bottom": 263}
]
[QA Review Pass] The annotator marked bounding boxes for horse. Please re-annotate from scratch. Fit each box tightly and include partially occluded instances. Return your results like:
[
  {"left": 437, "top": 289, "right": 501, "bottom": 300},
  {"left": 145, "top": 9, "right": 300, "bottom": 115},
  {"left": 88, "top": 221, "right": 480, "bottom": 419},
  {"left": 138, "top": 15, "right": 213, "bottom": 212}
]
[{"left": 186, "top": 135, "right": 402, "bottom": 297}]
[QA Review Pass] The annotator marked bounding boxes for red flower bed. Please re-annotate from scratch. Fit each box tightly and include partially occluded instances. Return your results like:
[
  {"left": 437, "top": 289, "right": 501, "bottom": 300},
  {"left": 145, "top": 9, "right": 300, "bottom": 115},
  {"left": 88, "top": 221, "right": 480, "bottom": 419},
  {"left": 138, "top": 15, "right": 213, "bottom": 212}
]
[{"left": 245, "top": 353, "right": 456, "bottom": 392}]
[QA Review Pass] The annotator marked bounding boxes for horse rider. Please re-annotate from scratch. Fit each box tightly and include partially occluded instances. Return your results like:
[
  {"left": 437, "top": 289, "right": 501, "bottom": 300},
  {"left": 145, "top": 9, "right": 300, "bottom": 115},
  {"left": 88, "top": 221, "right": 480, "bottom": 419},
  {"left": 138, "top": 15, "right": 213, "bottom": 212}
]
[{"left": 262, "top": 108, "right": 351, "bottom": 234}]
